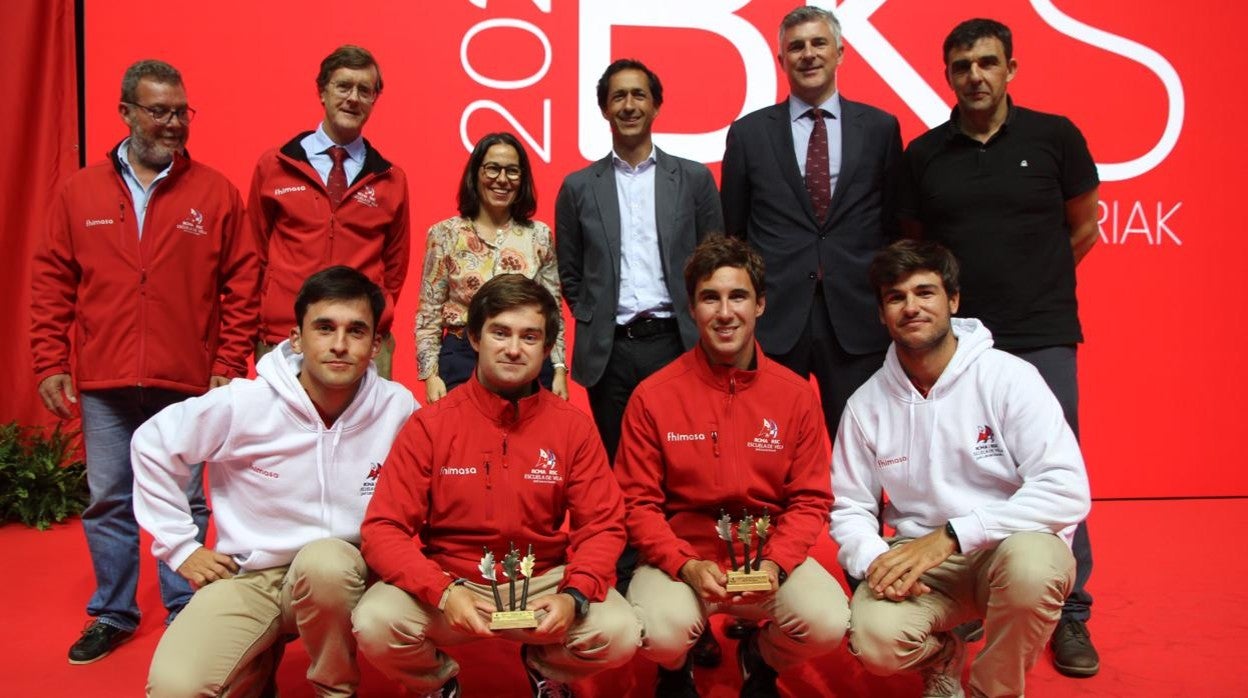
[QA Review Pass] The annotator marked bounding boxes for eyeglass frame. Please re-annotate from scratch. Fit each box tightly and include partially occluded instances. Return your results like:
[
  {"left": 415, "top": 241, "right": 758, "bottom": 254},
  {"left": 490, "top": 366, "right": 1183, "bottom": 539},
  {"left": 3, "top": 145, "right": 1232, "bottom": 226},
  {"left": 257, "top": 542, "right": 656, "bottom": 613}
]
[
  {"left": 122, "top": 101, "right": 196, "bottom": 124},
  {"left": 480, "top": 163, "right": 523, "bottom": 182},
  {"left": 327, "top": 80, "right": 379, "bottom": 103}
]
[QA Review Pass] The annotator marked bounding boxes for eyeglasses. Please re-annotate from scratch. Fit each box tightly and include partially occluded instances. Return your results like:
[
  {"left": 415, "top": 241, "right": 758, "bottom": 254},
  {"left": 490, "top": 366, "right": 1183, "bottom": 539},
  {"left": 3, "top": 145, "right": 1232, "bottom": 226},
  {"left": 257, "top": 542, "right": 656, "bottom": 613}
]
[
  {"left": 329, "top": 80, "right": 378, "bottom": 103},
  {"left": 481, "top": 163, "right": 522, "bottom": 182},
  {"left": 124, "top": 102, "right": 196, "bottom": 124}
]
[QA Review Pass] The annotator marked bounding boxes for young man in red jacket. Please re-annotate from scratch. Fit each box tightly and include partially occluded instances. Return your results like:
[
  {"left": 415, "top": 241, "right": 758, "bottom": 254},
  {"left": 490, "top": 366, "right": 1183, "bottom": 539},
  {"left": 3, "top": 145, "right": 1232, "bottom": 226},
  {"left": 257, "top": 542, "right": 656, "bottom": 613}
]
[
  {"left": 30, "top": 59, "right": 258, "bottom": 665},
  {"left": 354, "top": 274, "right": 640, "bottom": 698},
  {"left": 616, "top": 236, "right": 848, "bottom": 697},
  {"left": 247, "top": 45, "right": 409, "bottom": 377}
]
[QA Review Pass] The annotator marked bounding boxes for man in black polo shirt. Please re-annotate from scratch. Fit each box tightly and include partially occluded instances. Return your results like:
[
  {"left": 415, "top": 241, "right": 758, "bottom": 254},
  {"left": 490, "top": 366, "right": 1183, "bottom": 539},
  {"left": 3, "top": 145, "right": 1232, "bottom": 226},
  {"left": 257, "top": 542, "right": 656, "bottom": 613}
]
[{"left": 899, "top": 18, "right": 1101, "bottom": 679}]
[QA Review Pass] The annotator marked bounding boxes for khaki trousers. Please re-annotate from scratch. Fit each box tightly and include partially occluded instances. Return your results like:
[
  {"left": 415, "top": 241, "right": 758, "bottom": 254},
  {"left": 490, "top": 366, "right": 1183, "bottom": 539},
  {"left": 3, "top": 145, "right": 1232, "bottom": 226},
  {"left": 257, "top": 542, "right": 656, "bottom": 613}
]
[
  {"left": 256, "top": 333, "right": 395, "bottom": 380},
  {"left": 147, "top": 538, "right": 368, "bottom": 698},
  {"left": 627, "top": 558, "right": 849, "bottom": 671},
  {"left": 352, "top": 565, "right": 640, "bottom": 692},
  {"left": 849, "top": 532, "right": 1075, "bottom": 698}
]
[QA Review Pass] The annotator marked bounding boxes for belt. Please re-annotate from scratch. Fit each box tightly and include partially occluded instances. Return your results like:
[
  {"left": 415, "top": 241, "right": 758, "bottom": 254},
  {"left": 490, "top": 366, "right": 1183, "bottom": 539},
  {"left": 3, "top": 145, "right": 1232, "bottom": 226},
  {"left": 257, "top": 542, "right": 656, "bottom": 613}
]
[{"left": 615, "top": 317, "right": 679, "bottom": 340}]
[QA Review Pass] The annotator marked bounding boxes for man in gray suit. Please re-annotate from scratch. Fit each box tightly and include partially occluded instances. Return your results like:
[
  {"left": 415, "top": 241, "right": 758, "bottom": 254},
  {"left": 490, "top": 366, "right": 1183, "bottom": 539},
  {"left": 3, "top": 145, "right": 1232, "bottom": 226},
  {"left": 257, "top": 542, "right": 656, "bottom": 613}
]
[
  {"left": 722, "top": 5, "right": 903, "bottom": 443},
  {"left": 556, "top": 59, "right": 723, "bottom": 465}
]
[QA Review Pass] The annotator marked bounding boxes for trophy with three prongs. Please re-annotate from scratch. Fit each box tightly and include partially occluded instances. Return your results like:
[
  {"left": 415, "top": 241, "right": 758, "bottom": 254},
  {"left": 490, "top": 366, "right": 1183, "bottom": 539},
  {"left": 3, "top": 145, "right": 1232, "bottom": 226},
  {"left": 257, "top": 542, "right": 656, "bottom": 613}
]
[
  {"left": 718, "top": 509, "right": 773, "bottom": 591},
  {"left": 480, "top": 543, "right": 539, "bottom": 629}
]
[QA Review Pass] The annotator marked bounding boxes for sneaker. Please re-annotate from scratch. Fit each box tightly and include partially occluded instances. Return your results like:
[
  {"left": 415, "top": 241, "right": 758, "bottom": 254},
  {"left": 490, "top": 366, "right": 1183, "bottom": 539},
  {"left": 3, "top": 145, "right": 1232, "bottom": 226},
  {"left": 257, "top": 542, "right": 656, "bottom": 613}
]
[
  {"left": 737, "top": 633, "right": 780, "bottom": 698},
  {"left": 1050, "top": 619, "right": 1100, "bottom": 677},
  {"left": 920, "top": 632, "right": 966, "bottom": 698},
  {"left": 655, "top": 654, "right": 699, "bottom": 698},
  {"left": 689, "top": 627, "right": 722, "bottom": 668},
  {"left": 416, "top": 676, "right": 460, "bottom": 698},
  {"left": 68, "top": 620, "right": 133, "bottom": 665},
  {"left": 952, "top": 619, "right": 985, "bottom": 643},
  {"left": 523, "top": 647, "right": 576, "bottom": 698}
]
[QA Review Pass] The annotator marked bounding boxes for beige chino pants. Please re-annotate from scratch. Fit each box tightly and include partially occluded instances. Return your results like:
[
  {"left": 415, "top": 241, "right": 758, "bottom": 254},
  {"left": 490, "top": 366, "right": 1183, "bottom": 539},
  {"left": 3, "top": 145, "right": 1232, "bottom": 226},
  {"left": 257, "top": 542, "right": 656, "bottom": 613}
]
[
  {"left": 627, "top": 558, "right": 850, "bottom": 672},
  {"left": 848, "top": 531, "right": 1075, "bottom": 698},
  {"left": 352, "top": 565, "right": 641, "bottom": 692},
  {"left": 146, "top": 538, "right": 367, "bottom": 698}
]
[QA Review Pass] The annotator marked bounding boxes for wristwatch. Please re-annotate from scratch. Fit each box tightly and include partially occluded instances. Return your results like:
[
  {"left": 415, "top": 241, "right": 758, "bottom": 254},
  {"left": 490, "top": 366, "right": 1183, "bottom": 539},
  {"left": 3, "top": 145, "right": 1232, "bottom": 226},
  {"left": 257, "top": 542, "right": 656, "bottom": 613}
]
[
  {"left": 562, "top": 588, "right": 590, "bottom": 619},
  {"left": 944, "top": 521, "right": 962, "bottom": 553}
]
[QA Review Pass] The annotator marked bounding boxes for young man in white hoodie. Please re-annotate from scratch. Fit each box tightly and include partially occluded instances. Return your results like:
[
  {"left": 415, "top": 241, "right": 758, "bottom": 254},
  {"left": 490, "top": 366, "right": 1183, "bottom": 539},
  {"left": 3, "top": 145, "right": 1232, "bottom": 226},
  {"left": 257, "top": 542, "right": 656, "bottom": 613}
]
[
  {"left": 831, "top": 240, "right": 1090, "bottom": 698},
  {"left": 133, "top": 265, "right": 417, "bottom": 697}
]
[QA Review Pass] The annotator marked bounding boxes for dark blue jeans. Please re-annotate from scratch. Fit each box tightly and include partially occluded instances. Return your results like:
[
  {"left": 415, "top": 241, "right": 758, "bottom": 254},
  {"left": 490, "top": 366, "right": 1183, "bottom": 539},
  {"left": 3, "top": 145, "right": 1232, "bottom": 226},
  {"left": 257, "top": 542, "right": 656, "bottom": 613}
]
[
  {"left": 1008, "top": 345, "right": 1093, "bottom": 622},
  {"left": 79, "top": 387, "right": 209, "bottom": 631}
]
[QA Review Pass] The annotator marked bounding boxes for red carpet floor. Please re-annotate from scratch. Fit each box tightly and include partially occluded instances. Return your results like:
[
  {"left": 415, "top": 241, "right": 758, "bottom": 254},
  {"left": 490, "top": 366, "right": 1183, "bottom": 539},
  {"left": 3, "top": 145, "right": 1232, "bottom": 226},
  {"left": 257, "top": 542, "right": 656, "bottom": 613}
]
[{"left": 3, "top": 498, "right": 1243, "bottom": 696}]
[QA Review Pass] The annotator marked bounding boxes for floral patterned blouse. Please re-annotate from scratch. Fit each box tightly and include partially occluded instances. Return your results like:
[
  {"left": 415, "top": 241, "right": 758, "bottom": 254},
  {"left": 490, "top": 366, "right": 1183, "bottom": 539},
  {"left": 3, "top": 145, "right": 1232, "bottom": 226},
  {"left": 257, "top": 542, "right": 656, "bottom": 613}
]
[{"left": 414, "top": 216, "right": 565, "bottom": 378}]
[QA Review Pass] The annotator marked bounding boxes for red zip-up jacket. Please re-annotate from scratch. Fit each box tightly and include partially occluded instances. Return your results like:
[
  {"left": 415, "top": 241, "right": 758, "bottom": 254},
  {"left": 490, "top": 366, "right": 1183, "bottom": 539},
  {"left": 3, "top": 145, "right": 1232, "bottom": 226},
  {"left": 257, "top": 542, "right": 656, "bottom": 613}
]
[
  {"left": 30, "top": 143, "right": 258, "bottom": 393},
  {"left": 247, "top": 133, "right": 410, "bottom": 342},
  {"left": 615, "top": 345, "right": 833, "bottom": 578},
  {"left": 361, "top": 375, "right": 624, "bottom": 608}
]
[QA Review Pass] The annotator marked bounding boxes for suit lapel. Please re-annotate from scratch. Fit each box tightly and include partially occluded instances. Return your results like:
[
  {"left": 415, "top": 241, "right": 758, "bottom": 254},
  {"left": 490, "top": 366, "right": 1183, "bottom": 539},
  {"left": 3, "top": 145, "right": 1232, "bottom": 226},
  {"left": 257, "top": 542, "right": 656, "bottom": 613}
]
[
  {"left": 767, "top": 102, "right": 818, "bottom": 225},
  {"left": 827, "top": 96, "right": 863, "bottom": 227},
  {"left": 654, "top": 147, "right": 677, "bottom": 266},
  {"left": 589, "top": 155, "right": 623, "bottom": 281}
]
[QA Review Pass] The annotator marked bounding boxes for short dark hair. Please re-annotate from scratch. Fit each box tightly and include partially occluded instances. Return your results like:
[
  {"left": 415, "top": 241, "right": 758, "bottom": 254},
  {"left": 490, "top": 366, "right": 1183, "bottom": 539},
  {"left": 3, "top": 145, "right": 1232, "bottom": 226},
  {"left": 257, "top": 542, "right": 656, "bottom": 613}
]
[
  {"left": 457, "top": 132, "right": 537, "bottom": 224},
  {"left": 942, "top": 18, "right": 1013, "bottom": 65},
  {"left": 316, "top": 45, "right": 383, "bottom": 94},
  {"left": 120, "top": 60, "right": 183, "bottom": 103},
  {"left": 683, "top": 235, "right": 766, "bottom": 302},
  {"left": 294, "top": 265, "right": 385, "bottom": 329},
  {"left": 596, "top": 59, "right": 664, "bottom": 110},
  {"left": 466, "top": 274, "right": 559, "bottom": 351},
  {"left": 868, "top": 240, "right": 961, "bottom": 303}
]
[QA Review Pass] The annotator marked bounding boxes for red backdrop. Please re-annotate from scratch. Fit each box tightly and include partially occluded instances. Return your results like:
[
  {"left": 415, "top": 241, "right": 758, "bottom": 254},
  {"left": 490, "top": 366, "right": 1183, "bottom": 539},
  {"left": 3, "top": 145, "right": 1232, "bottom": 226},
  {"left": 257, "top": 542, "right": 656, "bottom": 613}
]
[{"left": 14, "top": 0, "right": 1233, "bottom": 498}]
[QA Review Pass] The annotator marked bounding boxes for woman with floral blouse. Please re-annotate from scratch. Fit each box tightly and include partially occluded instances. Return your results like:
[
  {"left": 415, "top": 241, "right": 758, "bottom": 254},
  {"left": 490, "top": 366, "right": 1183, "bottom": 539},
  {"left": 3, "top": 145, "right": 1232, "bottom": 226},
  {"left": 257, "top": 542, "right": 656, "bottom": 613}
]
[{"left": 414, "top": 132, "right": 567, "bottom": 402}]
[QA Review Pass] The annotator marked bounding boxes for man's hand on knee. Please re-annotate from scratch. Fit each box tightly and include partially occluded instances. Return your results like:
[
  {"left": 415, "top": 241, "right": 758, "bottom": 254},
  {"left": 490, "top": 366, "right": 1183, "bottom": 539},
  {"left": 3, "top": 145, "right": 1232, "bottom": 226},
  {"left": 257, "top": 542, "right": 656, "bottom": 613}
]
[
  {"left": 178, "top": 546, "right": 239, "bottom": 588},
  {"left": 866, "top": 531, "right": 953, "bottom": 600},
  {"left": 443, "top": 585, "right": 494, "bottom": 638}
]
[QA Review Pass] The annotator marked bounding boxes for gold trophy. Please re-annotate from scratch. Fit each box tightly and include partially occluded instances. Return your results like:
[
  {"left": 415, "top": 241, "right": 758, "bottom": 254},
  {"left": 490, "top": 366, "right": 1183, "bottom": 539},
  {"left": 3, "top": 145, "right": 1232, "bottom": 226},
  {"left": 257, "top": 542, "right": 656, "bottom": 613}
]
[
  {"left": 481, "top": 543, "right": 539, "bottom": 629},
  {"left": 720, "top": 509, "right": 773, "bottom": 592}
]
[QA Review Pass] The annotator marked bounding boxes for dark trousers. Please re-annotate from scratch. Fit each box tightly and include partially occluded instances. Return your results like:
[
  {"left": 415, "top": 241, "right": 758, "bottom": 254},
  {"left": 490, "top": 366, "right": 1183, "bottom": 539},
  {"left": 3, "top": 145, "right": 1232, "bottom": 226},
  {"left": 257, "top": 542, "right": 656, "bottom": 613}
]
[
  {"left": 586, "top": 326, "right": 684, "bottom": 593},
  {"left": 1008, "top": 344, "right": 1093, "bottom": 622},
  {"left": 766, "top": 297, "right": 886, "bottom": 446}
]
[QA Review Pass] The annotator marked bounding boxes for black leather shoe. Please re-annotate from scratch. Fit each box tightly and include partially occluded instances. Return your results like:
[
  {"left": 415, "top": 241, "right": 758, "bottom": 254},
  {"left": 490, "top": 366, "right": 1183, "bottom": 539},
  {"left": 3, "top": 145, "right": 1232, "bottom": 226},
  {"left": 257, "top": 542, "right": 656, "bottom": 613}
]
[
  {"left": 690, "top": 627, "right": 722, "bottom": 668},
  {"left": 68, "top": 620, "right": 133, "bottom": 665},
  {"left": 655, "top": 654, "right": 699, "bottom": 698},
  {"left": 1050, "top": 619, "right": 1100, "bottom": 677},
  {"left": 737, "top": 633, "right": 780, "bottom": 698},
  {"left": 724, "top": 617, "right": 759, "bottom": 640}
]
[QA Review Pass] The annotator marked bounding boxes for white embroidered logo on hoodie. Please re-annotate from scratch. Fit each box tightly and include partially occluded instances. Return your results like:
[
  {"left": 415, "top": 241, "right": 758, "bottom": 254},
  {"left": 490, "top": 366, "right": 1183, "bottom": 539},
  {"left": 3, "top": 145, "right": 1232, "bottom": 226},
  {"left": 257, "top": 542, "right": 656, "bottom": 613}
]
[
  {"left": 747, "top": 418, "right": 784, "bottom": 453},
  {"left": 972, "top": 425, "right": 1004, "bottom": 460},
  {"left": 524, "top": 448, "right": 563, "bottom": 484},
  {"left": 176, "top": 208, "right": 207, "bottom": 236},
  {"left": 359, "top": 462, "right": 383, "bottom": 496}
]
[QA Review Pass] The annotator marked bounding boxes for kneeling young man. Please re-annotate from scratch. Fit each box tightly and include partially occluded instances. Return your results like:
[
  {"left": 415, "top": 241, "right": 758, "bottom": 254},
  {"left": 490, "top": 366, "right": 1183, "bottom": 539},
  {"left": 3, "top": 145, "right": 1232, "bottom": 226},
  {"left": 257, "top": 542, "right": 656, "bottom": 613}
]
[
  {"left": 133, "top": 266, "right": 418, "bottom": 696},
  {"left": 616, "top": 236, "right": 848, "bottom": 697},
  {"left": 831, "top": 241, "right": 1090, "bottom": 697},
  {"left": 354, "top": 274, "right": 639, "bottom": 697}
]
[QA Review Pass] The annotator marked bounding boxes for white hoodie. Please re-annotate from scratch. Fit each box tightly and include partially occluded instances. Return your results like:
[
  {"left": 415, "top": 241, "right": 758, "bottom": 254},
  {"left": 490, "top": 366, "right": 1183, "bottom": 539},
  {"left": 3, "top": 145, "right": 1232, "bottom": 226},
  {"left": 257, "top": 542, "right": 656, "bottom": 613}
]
[
  {"left": 831, "top": 318, "right": 1090, "bottom": 579},
  {"left": 133, "top": 341, "right": 418, "bottom": 573}
]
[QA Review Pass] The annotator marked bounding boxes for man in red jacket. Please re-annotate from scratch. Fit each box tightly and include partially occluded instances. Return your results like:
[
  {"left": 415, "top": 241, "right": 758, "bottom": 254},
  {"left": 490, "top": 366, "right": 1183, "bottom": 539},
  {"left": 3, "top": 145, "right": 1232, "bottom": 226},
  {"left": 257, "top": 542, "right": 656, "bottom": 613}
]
[
  {"left": 616, "top": 236, "right": 848, "bottom": 697},
  {"left": 30, "top": 59, "right": 258, "bottom": 665},
  {"left": 247, "top": 45, "right": 409, "bottom": 377},
  {"left": 354, "top": 274, "right": 639, "bottom": 698}
]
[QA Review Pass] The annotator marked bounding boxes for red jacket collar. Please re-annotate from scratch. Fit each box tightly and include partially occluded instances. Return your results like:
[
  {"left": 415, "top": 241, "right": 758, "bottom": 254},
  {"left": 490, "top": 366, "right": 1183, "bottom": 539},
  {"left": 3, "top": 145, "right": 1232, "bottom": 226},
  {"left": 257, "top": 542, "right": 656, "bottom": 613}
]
[
  {"left": 464, "top": 373, "right": 544, "bottom": 426},
  {"left": 690, "top": 342, "right": 764, "bottom": 393}
]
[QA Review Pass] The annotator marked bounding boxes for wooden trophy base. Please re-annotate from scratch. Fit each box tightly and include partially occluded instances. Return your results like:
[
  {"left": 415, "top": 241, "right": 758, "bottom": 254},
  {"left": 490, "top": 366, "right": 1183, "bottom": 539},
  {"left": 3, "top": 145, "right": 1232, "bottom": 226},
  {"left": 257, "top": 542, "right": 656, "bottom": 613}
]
[
  {"left": 726, "top": 570, "right": 772, "bottom": 592},
  {"left": 490, "top": 609, "right": 539, "bottom": 630}
]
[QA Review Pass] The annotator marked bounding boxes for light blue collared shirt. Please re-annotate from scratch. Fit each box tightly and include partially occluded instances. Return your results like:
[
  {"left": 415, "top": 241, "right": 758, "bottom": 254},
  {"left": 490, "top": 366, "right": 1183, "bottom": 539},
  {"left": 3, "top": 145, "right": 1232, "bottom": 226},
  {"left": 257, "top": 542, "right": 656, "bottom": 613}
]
[
  {"left": 116, "top": 139, "right": 174, "bottom": 238},
  {"left": 789, "top": 93, "right": 843, "bottom": 201},
  {"left": 612, "top": 147, "right": 673, "bottom": 324},
  {"left": 300, "top": 123, "right": 366, "bottom": 186}
]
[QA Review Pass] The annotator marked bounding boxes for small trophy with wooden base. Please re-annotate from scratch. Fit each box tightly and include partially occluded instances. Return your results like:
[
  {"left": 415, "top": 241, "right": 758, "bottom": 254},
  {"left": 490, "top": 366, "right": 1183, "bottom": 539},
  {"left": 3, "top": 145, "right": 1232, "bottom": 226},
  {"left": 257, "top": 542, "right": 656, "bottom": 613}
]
[
  {"left": 718, "top": 510, "right": 773, "bottom": 592},
  {"left": 480, "top": 543, "right": 539, "bottom": 629}
]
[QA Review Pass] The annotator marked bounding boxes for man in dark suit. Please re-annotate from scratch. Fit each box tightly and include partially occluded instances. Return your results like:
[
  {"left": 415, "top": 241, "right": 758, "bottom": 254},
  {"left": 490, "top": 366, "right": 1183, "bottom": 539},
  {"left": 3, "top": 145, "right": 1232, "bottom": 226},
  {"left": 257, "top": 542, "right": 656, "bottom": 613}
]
[
  {"left": 556, "top": 59, "right": 723, "bottom": 464},
  {"left": 721, "top": 5, "right": 902, "bottom": 443}
]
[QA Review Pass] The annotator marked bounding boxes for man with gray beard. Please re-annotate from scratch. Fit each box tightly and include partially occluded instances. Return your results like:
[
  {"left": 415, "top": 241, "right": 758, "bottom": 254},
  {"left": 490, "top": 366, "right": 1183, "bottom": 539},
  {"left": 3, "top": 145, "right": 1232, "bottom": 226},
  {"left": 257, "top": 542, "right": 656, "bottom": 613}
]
[{"left": 30, "top": 59, "right": 258, "bottom": 665}]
